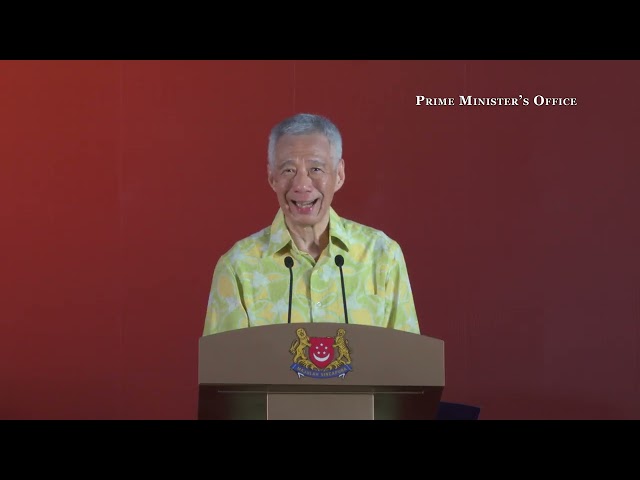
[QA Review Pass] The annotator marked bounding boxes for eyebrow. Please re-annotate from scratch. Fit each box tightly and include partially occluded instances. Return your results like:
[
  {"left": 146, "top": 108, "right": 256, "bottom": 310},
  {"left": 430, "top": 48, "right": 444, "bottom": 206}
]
[
  {"left": 277, "top": 160, "right": 295, "bottom": 168},
  {"left": 308, "top": 159, "right": 326, "bottom": 167},
  {"left": 276, "top": 158, "right": 327, "bottom": 169}
]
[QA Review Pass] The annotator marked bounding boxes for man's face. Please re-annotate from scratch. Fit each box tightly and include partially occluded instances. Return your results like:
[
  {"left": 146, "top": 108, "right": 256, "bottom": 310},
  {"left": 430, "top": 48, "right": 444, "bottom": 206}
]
[{"left": 268, "top": 133, "right": 345, "bottom": 231}]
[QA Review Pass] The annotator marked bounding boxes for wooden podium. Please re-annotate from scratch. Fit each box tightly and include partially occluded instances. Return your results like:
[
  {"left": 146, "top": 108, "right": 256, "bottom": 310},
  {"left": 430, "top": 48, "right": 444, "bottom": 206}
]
[{"left": 198, "top": 323, "right": 444, "bottom": 420}]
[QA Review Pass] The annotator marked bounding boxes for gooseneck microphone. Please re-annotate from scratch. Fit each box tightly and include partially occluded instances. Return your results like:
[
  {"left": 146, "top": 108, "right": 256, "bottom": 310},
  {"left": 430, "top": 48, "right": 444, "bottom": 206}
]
[
  {"left": 334, "top": 254, "right": 349, "bottom": 324},
  {"left": 284, "top": 256, "right": 294, "bottom": 323}
]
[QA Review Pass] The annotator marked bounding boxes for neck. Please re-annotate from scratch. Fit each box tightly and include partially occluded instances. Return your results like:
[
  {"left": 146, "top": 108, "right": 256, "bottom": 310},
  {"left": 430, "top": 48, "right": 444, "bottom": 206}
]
[{"left": 287, "top": 217, "right": 330, "bottom": 261}]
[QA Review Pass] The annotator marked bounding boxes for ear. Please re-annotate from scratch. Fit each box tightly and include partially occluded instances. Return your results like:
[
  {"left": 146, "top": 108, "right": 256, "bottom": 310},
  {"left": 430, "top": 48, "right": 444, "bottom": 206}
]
[
  {"left": 267, "top": 163, "right": 277, "bottom": 192},
  {"left": 334, "top": 158, "right": 346, "bottom": 192}
]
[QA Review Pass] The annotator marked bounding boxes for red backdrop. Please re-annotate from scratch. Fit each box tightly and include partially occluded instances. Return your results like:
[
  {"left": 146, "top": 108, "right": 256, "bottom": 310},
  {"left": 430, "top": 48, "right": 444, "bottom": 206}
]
[{"left": 1, "top": 60, "right": 638, "bottom": 419}]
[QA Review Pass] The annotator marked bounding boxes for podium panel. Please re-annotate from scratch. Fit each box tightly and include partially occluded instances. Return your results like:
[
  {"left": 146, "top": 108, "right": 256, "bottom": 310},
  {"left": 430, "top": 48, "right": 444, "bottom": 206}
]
[
  {"left": 267, "top": 393, "right": 373, "bottom": 420},
  {"left": 198, "top": 323, "right": 445, "bottom": 420}
]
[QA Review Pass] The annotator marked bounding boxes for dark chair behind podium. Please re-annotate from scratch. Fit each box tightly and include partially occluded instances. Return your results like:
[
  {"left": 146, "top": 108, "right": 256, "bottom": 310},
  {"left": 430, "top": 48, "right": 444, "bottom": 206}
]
[{"left": 436, "top": 401, "right": 481, "bottom": 420}]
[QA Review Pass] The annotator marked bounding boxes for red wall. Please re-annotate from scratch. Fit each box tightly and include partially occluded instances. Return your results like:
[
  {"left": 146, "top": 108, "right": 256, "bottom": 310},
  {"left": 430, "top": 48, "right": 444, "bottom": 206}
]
[{"left": 1, "top": 60, "right": 638, "bottom": 419}]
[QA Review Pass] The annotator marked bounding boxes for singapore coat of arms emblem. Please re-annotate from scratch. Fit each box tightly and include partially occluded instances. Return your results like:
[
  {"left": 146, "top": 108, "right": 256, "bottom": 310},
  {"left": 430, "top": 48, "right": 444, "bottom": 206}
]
[{"left": 289, "top": 327, "right": 353, "bottom": 379}]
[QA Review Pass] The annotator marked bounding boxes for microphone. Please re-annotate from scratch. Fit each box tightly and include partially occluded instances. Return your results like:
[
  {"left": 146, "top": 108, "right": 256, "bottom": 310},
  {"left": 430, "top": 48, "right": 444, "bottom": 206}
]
[
  {"left": 334, "top": 254, "right": 349, "bottom": 324},
  {"left": 284, "top": 256, "right": 294, "bottom": 323}
]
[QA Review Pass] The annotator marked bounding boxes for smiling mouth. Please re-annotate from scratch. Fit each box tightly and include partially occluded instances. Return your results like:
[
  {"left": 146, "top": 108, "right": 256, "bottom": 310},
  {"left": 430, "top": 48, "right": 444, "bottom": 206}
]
[{"left": 292, "top": 200, "right": 318, "bottom": 208}]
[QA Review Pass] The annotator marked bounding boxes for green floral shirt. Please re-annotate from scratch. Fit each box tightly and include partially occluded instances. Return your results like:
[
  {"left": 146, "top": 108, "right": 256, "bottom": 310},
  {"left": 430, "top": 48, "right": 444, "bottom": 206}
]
[{"left": 203, "top": 208, "right": 420, "bottom": 336}]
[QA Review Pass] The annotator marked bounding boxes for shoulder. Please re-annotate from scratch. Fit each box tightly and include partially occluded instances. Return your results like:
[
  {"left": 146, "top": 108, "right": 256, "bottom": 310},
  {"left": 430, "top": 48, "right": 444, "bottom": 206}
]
[
  {"left": 218, "top": 226, "right": 271, "bottom": 265},
  {"left": 338, "top": 215, "right": 402, "bottom": 251}
]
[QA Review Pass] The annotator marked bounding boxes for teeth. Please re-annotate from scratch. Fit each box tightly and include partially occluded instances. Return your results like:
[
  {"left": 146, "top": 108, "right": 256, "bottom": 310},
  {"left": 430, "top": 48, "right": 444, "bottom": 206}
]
[{"left": 295, "top": 201, "right": 315, "bottom": 207}]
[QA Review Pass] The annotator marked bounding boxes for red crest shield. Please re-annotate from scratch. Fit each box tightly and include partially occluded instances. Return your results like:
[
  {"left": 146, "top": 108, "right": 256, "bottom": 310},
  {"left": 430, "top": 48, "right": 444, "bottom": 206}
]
[{"left": 308, "top": 336, "right": 335, "bottom": 369}]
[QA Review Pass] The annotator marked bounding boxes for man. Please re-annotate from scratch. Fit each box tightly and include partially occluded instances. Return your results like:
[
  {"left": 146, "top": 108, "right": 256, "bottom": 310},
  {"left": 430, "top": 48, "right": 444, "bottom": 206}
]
[{"left": 203, "top": 113, "right": 420, "bottom": 336}]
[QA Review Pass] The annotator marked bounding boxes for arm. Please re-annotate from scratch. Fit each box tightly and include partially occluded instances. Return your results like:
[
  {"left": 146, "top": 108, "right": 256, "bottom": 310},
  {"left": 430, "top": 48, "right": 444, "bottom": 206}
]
[
  {"left": 384, "top": 242, "right": 421, "bottom": 334},
  {"left": 202, "top": 255, "right": 250, "bottom": 336}
]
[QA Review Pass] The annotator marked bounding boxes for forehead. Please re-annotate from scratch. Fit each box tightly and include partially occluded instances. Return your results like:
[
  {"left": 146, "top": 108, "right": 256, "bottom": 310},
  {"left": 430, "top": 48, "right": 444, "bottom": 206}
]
[{"left": 275, "top": 133, "right": 332, "bottom": 161}]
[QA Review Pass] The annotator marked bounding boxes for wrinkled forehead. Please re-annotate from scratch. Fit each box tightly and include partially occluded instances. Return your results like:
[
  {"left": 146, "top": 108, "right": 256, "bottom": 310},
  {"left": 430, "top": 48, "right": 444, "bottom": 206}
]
[{"left": 275, "top": 133, "right": 334, "bottom": 159}]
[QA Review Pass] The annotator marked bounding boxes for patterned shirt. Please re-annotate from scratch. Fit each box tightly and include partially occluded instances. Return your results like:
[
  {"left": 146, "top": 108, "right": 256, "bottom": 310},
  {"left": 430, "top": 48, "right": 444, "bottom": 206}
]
[{"left": 203, "top": 208, "right": 420, "bottom": 336}]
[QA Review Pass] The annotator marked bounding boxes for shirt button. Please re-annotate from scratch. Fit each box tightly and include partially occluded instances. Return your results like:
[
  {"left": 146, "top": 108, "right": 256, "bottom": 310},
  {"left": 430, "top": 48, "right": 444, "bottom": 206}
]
[{"left": 315, "top": 302, "right": 322, "bottom": 307}]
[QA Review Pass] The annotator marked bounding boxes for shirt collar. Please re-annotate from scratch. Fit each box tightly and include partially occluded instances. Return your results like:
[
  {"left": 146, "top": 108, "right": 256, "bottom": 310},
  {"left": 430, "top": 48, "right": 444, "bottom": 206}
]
[
  {"left": 265, "top": 209, "right": 292, "bottom": 256},
  {"left": 265, "top": 207, "right": 351, "bottom": 257},
  {"left": 328, "top": 207, "right": 350, "bottom": 253}
]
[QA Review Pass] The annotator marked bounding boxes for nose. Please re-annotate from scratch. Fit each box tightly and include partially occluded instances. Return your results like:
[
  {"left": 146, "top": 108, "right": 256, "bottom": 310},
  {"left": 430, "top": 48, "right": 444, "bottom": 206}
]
[{"left": 292, "top": 170, "right": 312, "bottom": 191}]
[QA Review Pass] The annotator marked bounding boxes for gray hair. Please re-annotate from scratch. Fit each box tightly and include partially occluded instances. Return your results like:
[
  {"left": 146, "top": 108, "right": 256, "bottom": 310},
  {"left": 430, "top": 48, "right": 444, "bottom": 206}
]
[{"left": 267, "top": 113, "right": 343, "bottom": 170}]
